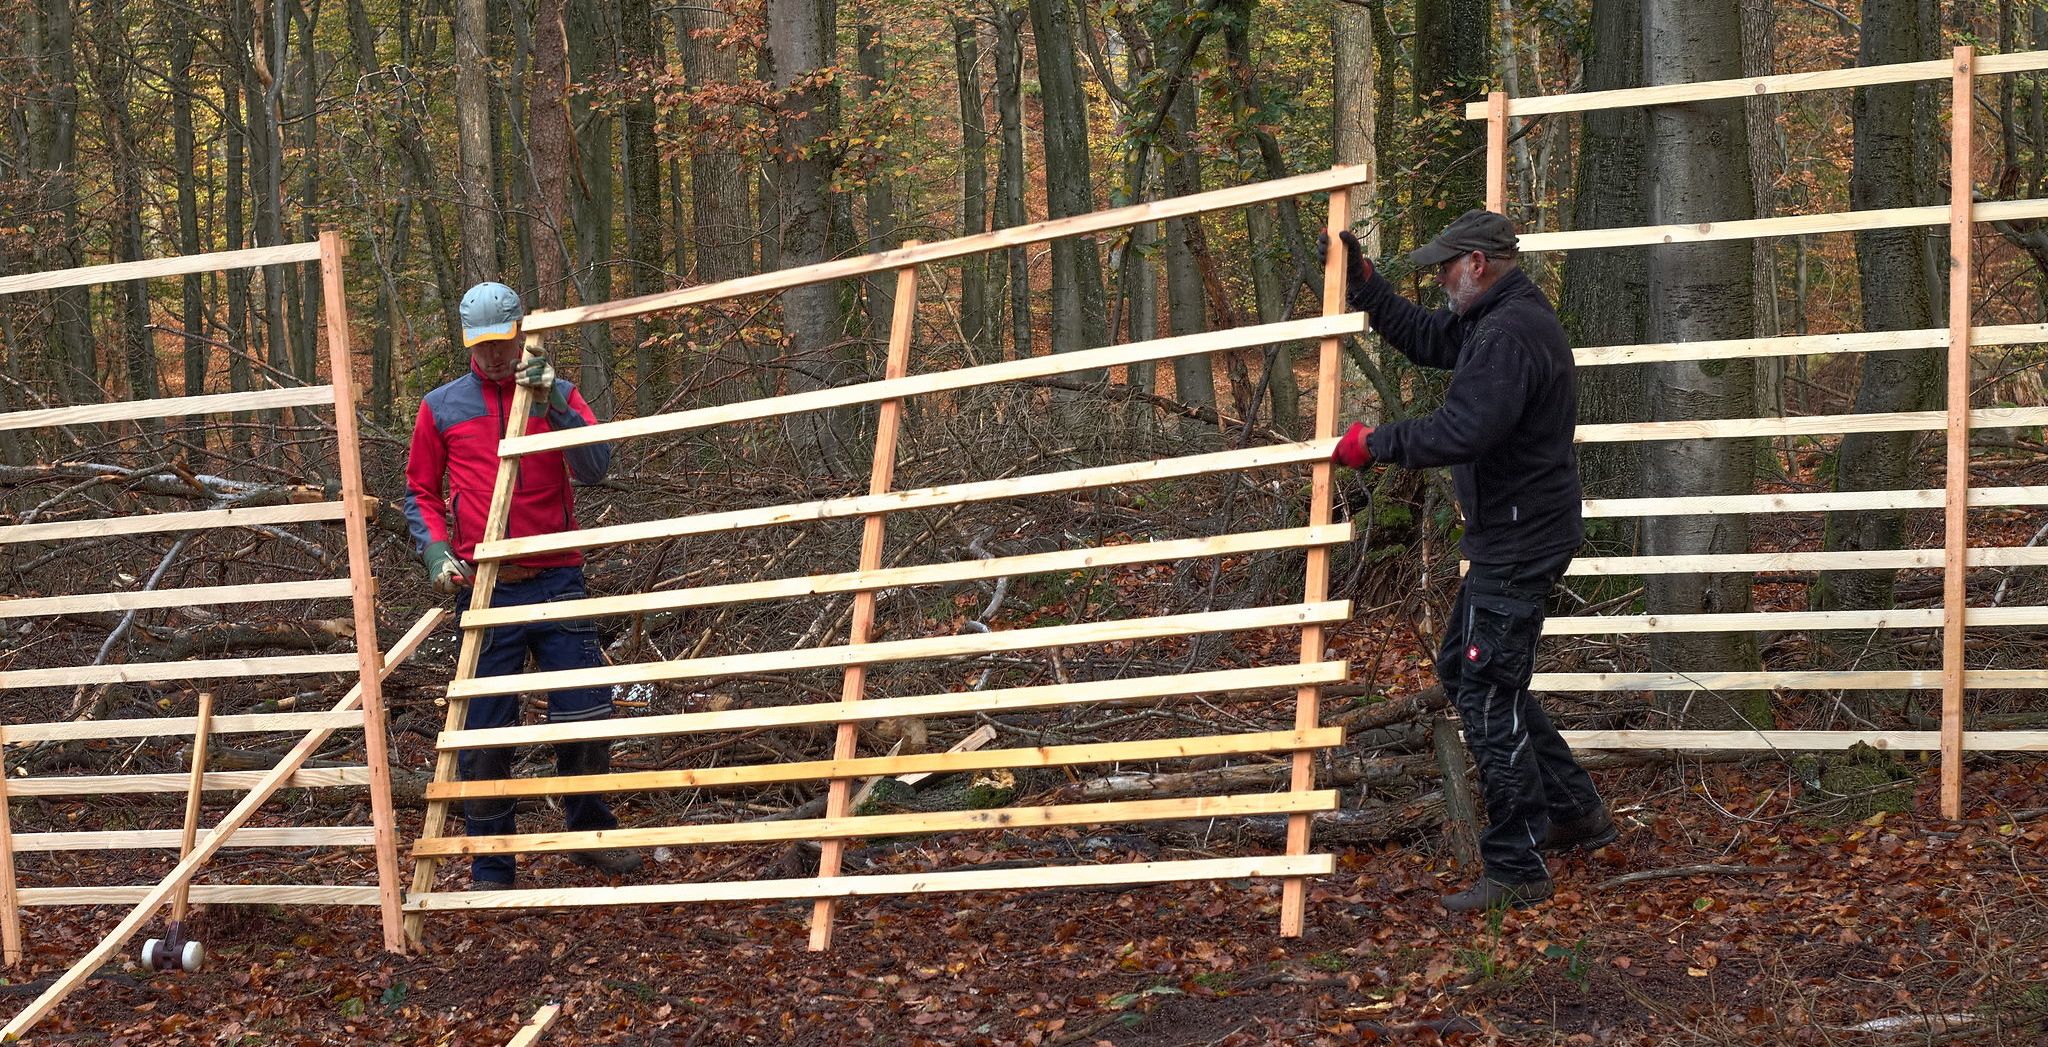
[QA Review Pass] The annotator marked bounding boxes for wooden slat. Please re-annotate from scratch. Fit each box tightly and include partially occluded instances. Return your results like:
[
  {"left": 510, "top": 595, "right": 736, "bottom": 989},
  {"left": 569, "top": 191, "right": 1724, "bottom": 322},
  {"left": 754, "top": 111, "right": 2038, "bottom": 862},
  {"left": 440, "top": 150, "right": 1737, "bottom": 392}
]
[
  {"left": 318, "top": 228, "right": 406, "bottom": 951},
  {"left": 521, "top": 167, "right": 1371, "bottom": 332},
  {"left": 1562, "top": 546, "right": 2048, "bottom": 576},
  {"left": 462, "top": 524, "right": 1353, "bottom": 629},
  {"left": 16, "top": 884, "right": 382, "bottom": 907},
  {"left": 403, "top": 853, "right": 1335, "bottom": 912},
  {"left": 813, "top": 248, "right": 921, "bottom": 950},
  {"left": 12, "top": 826, "right": 377, "bottom": 852},
  {"left": 0, "top": 750, "right": 18, "bottom": 965},
  {"left": 507, "top": 1004, "right": 563, "bottom": 1047},
  {"left": 1575, "top": 405, "right": 2048, "bottom": 443},
  {"left": 426, "top": 727, "right": 1344, "bottom": 802},
  {"left": 1582, "top": 484, "right": 2048, "bottom": 518},
  {"left": 503, "top": 314, "right": 1366, "bottom": 457},
  {"left": 1560, "top": 729, "right": 2048, "bottom": 752},
  {"left": 405, "top": 342, "right": 541, "bottom": 947},
  {"left": 415, "top": 791, "right": 1341, "bottom": 858},
  {"left": 0, "top": 501, "right": 347, "bottom": 546},
  {"left": 1460, "top": 49, "right": 2048, "bottom": 119},
  {"left": 1533, "top": 669, "right": 2048, "bottom": 691},
  {"left": 1941, "top": 47, "right": 1976, "bottom": 821},
  {"left": 7, "top": 767, "right": 373, "bottom": 797},
  {"left": 439, "top": 662, "right": 1349, "bottom": 751},
  {"left": 475, "top": 438, "right": 1338, "bottom": 562},
  {"left": 0, "top": 654, "right": 360, "bottom": 691},
  {"left": 447, "top": 601, "right": 1351, "bottom": 700},
  {"left": 2, "top": 710, "right": 363, "bottom": 744},
  {"left": 1515, "top": 197, "right": 2048, "bottom": 255},
  {"left": 1484, "top": 92, "right": 1508, "bottom": 211},
  {"left": 1543, "top": 605, "right": 2048, "bottom": 635},
  {"left": 1283, "top": 185, "right": 1353, "bottom": 941},
  {"left": 0, "top": 578, "right": 353, "bottom": 620},
  {"left": 0, "top": 385, "right": 334, "bottom": 433},
  {"left": 0, "top": 241, "right": 324, "bottom": 297},
  {"left": 0, "top": 609, "right": 441, "bottom": 1040},
  {"left": 1573, "top": 322, "right": 2048, "bottom": 368}
]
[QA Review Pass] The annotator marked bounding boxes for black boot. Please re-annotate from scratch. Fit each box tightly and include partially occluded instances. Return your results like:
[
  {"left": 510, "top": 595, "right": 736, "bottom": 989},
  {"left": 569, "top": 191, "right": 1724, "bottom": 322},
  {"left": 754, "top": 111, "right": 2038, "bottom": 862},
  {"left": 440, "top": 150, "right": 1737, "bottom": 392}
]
[
  {"left": 1541, "top": 806, "right": 1618, "bottom": 853},
  {"left": 1441, "top": 876, "right": 1554, "bottom": 913}
]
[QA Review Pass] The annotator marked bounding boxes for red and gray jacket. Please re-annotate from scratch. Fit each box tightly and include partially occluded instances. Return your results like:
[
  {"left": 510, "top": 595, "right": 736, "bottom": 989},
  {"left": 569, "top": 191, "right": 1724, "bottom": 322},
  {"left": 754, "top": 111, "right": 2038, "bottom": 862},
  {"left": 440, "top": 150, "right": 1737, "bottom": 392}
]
[{"left": 403, "top": 363, "right": 611, "bottom": 568}]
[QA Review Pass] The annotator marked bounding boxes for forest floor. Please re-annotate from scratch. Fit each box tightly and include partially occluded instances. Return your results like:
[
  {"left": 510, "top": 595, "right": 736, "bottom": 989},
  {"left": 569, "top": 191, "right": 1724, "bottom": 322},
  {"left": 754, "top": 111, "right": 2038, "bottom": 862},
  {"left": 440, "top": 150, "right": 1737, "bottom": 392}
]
[{"left": 4, "top": 755, "right": 2046, "bottom": 1046}]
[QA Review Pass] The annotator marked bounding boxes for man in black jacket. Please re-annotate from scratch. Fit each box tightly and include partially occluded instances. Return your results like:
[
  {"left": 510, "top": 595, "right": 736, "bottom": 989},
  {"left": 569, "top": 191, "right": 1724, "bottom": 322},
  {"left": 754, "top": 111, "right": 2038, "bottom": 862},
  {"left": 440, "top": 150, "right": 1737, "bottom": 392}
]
[{"left": 1327, "top": 209, "right": 1614, "bottom": 912}]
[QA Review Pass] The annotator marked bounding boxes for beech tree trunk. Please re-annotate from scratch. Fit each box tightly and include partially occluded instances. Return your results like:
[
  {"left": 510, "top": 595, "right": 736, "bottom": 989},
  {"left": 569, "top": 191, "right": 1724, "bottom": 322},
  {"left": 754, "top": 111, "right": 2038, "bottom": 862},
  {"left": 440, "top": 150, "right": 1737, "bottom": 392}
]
[
  {"left": 954, "top": 17, "right": 991, "bottom": 361},
  {"left": 1814, "top": 0, "right": 1946, "bottom": 709},
  {"left": 1641, "top": 0, "right": 1766, "bottom": 728},
  {"left": 1026, "top": 0, "right": 1110, "bottom": 378},
  {"left": 454, "top": 0, "right": 497, "bottom": 286},
  {"left": 567, "top": 0, "right": 616, "bottom": 418},
  {"left": 992, "top": 5, "right": 1031, "bottom": 361}
]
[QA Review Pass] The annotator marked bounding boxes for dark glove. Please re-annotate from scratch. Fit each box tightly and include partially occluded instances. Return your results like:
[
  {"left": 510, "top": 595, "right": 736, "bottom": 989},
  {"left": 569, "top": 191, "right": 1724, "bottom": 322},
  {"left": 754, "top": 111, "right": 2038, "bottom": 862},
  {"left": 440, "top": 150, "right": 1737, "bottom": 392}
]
[
  {"left": 1332, "top": 421, "right": 1374, "bottom": 469},
  {"left": 1317, "top": 230, "right": 1375, "bottom": 312},
  {"left": 423, "top": 541, "right": 473, "bottom": 593}
]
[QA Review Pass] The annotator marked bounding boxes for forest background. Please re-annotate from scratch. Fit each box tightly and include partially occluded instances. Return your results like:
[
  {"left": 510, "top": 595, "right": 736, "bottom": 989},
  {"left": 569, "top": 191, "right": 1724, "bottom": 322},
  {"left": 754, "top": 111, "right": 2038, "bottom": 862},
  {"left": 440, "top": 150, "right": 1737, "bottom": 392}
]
[{"left": 3, "top": 0, "right": 2048, "bottom": 1040}]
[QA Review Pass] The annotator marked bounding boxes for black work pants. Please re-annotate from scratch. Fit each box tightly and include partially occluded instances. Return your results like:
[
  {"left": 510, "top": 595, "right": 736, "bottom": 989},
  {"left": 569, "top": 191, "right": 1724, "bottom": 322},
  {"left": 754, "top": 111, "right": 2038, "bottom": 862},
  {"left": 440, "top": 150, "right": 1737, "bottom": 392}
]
[{"left": 1437, "top": 551, "right": 1603, "bottom": 884}]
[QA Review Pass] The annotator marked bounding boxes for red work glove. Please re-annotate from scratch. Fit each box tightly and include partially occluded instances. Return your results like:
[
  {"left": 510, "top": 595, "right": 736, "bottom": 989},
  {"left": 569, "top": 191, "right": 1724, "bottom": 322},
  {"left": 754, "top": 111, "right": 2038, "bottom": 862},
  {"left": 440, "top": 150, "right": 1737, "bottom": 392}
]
[{"left": 1332, "top": 422, "right": 1374, "bottom": 468}]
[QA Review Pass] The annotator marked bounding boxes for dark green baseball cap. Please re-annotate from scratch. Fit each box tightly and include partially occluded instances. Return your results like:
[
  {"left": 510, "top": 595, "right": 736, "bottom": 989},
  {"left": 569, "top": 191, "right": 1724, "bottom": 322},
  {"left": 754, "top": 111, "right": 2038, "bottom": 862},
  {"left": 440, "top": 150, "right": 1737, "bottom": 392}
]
[{"left": 1409, "top": 209, "right": 1520, "bottom": 268}]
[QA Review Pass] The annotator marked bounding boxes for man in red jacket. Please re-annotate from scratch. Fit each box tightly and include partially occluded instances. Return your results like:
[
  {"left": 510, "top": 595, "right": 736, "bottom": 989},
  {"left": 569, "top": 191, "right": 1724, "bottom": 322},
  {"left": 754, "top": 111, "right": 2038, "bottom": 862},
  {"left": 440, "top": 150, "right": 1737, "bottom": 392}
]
[{"left": 405, "top": 281, "right": 640, "bottom": 889}]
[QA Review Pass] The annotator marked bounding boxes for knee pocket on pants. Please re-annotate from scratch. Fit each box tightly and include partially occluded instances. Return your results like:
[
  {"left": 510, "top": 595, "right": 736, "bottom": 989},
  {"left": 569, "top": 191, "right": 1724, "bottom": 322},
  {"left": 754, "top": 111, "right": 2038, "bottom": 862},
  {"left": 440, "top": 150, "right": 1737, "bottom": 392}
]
[{"left": 1462, "top": 591, "right": 1541, "bottom": 688}]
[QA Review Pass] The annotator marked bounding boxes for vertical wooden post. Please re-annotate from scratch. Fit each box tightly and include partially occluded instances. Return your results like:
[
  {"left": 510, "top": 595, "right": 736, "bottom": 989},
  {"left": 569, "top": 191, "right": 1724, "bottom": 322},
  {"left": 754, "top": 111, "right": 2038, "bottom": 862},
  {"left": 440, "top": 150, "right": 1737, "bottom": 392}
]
[
  {"left": 1484, "top": 91, "right": 1509, "bottom": 213},
  {"left": 404, "top": 333, "right": 541, "bottom": 945},
  {"left": 0, "top": 740, "right": 21, "bottom": 967},
  {"left": 810, "top": 247, "right": 921, "bottom": 951},
  {"left": 1940, "top": 46, "right": 1974, "bottom": 820},
  {"left": 318, "top": 231, "right": 408, "bottom": 951},
  {"left": 1280, "top": 182, "right": 1350, "bottom": 938}
]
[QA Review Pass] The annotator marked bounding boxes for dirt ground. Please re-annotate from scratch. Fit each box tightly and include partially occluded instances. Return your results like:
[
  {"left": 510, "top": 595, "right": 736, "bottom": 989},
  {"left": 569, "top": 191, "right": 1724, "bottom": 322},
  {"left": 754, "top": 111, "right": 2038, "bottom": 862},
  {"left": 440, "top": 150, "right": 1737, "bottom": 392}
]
[{"left": 5, "top": 759, "right": 2046, "bottom": 1046}]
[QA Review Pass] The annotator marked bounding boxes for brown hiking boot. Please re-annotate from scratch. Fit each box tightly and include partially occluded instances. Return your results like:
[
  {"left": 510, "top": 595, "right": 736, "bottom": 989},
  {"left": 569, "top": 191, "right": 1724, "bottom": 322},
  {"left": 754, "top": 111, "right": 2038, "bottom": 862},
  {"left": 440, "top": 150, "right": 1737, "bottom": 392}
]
[
  {"left": 1541, "top": 807, "right": 1619, "bottom": 853},
  {"left": 1441, "top": 877, "right": 1554, "bottom": 913},
  {"left": 470, "top": 879, "right": 516, "bottom": 891},
  {"left": 567, "top": 848, "right": 643, "bottom": 875}
]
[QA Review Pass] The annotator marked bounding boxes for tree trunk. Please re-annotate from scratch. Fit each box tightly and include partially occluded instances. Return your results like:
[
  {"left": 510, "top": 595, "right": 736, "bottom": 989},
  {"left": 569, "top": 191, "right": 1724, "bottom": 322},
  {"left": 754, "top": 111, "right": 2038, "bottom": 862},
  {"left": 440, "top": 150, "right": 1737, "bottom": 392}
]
[
  {"left": 1223, "top": 1, "right": 1300, "bottom": 437},
  {"left": 621, "top": 0, "right": 664, "bottom": 413},
  {"left": 768, "top": 0, "right": 855, "bottom": 473},
  {"left": 454, "top": 0, "right": 498, "bottom": 286},
  {"left": 84, "top": 0, "right": 157, "bottom": 402},
  {"left": 171, "top": 10, "right": 205, "bottom": 403},
  {"left": 1813, "top": 0, "right": 1945, "bottom": 706},
  {"left": 954, "top": 17, "right": 991, "bottom": 361},
  {"left": 1641, "top": 0, "right": 1766, "bottom": 728},
  {"left": 32, "top": 0, "right": 95, "bottom": 404},
  {"left": 567, "top": 0, "right": 616, "bottom": 418},
  {"left": 1156, "top": 2, "right": 1215, "bottom": 438},
  {"left": 857, "top": 21, "right": 900, "bottom": 351},
  {"left": 674, "top": 1, "right": 750, "bottom": 284},
  {"left": 992, "top": 5, "right": 1031, "bottom": 361},
  {"left": 1332, "top": 0, "right": 1377, "bottom": 254},
  {"left": 1026, "top": 0, "right": 1110, "bottom": 376},
  {"left": 1412, "top": 0, "right": 1491, "bottom": 237},
  {"left": 223, "top": 16, "right": 254, "bottom": 402},
  {"left": 1559, "top": 0, "right": 1647, "bottom": 519},
  {"left": 289, "top": 0, "right": 322, "bottom": 379},
  {"left": 528, "top": 0, "right": 572, "bottom": 311}
]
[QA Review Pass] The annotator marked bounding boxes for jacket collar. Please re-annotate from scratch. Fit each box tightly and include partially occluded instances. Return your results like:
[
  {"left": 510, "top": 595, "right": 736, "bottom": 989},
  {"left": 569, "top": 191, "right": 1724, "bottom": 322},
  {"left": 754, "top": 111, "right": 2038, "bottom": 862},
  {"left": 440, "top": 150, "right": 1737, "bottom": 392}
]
[{"left": 1458, "top": 266, "right": 1534, "bottom": 323}]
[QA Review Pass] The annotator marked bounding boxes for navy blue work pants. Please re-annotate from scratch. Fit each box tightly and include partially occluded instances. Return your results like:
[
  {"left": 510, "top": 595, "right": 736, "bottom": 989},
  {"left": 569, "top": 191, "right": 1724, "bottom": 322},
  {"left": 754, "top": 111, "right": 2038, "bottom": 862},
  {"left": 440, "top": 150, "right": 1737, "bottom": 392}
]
[{"left": 454, "top": 566, "right": 618, "bottom": 885}]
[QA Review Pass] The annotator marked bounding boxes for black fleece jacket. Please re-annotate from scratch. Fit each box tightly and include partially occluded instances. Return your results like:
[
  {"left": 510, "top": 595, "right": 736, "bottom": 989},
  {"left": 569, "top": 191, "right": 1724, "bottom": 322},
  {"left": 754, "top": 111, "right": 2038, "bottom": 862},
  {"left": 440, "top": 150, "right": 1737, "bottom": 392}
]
[{"left": 1354, "top": 267, "right": 1584, "bottom": 564}]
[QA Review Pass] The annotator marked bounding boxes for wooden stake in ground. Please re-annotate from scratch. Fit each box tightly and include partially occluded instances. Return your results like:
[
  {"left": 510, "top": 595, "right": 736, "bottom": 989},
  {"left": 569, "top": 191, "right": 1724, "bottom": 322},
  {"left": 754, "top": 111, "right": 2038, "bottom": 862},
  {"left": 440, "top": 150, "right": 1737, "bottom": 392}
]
[
  {"left": 403, "top": 337, "right": 540, "bottom": 946},
  {"left": 0, "top": 745, "right": 20, "bottom": 967},
  {"left": 810, "top": 246, "right": 920, "bottom": 952},
  {"left": 0, "top": 610, "right": 443, "bottom": 1042},
  {"left": 169, "top": 692, "right": 216, "bottom": 931},
  {"left": 319, "top": 229, "right": 408, "bottom": 947},
  {"left": 1940, "top": 46, "right": 1974, "bottom": 820},
  {"left": 1280, "top": 183, "right": 1350, "bottom": 938}
]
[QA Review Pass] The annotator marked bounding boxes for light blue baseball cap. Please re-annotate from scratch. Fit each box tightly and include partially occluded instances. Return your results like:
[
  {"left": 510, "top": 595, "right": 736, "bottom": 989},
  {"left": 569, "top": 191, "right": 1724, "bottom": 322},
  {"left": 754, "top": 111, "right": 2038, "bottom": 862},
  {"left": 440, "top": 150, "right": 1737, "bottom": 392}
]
[{"left": 459, "top": 282, "right": 524, "bottom": 347}]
